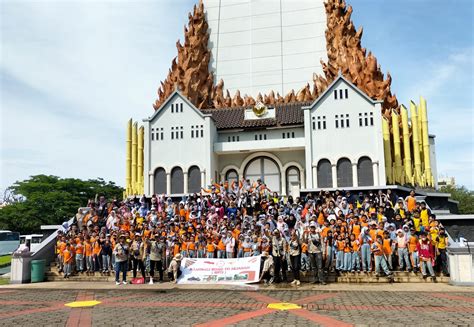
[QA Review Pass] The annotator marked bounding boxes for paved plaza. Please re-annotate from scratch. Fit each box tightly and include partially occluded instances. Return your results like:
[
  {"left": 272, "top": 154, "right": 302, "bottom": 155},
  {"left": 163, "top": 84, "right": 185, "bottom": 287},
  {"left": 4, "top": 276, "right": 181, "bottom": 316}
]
[{"left": 0, "top": 286, "right": 472, "bottom": 326}]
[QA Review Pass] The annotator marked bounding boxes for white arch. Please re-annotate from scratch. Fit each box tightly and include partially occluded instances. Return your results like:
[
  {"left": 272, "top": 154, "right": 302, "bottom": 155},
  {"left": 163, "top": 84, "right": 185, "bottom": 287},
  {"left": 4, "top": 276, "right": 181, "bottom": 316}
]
[
  {"left": 282, "top": 161, "right": 304, "bottom": 172},
  {"left": 239, "top": 151, "right": 284, "bottom": 175},
  {"left": 354, "top": 154, "right": 373, "bottom": 164},
  {"left": 221, "top": 164, "right": 241, "bottom": 178},
  {"left": 185, "top": 163, "right": 202, "bottom": 173}
]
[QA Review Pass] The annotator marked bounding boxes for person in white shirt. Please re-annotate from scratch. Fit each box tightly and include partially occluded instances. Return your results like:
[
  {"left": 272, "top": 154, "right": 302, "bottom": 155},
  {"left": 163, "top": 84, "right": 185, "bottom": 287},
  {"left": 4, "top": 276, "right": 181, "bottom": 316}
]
[{"left": 224, "top": 232, "right": 235, "bottom": 258}]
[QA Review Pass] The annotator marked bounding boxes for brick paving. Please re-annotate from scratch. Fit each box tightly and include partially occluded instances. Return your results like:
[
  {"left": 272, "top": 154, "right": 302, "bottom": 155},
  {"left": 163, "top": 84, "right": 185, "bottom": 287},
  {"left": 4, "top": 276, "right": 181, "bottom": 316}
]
[{"left": 0, "top": 289, "right": 472, "bottom": 326}]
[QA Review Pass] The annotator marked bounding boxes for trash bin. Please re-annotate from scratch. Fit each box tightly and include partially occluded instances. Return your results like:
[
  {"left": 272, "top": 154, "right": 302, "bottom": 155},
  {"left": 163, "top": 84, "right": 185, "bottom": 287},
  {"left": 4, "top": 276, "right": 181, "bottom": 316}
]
[
  {"left": 31, "top": 259, "right": 46, "bottom": 283},
  {"left": 448, "top": 246, "right": 474, "bottom": 286},
  {"left": 10, "top": 252, "right": 32, "bottom": 284}
]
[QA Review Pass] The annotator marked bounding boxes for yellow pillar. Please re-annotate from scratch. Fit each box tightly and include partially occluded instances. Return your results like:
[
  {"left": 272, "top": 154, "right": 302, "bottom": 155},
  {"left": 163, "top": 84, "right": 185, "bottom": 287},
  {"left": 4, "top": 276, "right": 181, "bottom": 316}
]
[
  {"left": 420, "top": 96, "right": 433, "bottom": 187},
  {"left": 138, "top": 126, "right": 144, "bottom": 194},
  {"left": 131, "top": 122, "right": 138, "bottom": 195},
  {"left": 410, "top": 101, "right": 422, "bottom": 186},
  {"left": 382, "top": 117, "right": 393, "bottom": 184},
  {"left": 391, "top": 111, "right": 403, "bottom": 184},
  {"left": 125, "top": 119, "right": 132, "bottom": 197},
  {"left": 400, "top": 105, "right": 413, "bottom": 185}
]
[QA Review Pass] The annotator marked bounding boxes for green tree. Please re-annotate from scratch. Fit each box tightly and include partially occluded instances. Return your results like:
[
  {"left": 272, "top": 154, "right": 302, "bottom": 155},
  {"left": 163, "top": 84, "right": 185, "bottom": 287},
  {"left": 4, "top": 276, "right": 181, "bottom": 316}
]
[
  {"left": 440, "top": 185, "right": 474, "bottom": 214},
  {"left": 0, "top": 175, "right": 124, "bottom": 234}
]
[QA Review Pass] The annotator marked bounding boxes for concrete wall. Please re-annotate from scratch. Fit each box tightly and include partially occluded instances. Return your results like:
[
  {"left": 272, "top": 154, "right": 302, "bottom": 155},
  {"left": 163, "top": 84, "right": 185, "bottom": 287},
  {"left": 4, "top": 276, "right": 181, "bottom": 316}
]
[
  {"left": 306, "top": 78, "right": 386, "bottom": 188},
  {"left": 203, "top": 0, "right": 327, "bottom": 97}
]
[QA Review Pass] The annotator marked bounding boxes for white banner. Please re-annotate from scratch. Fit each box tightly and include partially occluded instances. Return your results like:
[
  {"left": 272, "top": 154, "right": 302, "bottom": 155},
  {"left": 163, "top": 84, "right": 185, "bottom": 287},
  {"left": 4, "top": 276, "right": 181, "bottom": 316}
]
[{"left": 178, "top": 256, "right": 261, "bottom": 284}]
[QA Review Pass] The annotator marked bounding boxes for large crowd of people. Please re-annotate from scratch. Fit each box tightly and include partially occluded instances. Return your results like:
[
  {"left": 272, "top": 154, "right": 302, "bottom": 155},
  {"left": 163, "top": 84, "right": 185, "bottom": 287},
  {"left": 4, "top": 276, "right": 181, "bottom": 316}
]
[{"left": 55, "top": 179, "right": 450, "bottom": 286}]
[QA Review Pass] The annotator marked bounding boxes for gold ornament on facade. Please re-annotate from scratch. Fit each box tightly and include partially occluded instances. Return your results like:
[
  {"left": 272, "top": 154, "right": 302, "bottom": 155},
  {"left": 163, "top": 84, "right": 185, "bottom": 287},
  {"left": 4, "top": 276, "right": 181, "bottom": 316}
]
[{"left": 253, "top": 101, "right": 268, "bottom": 117}]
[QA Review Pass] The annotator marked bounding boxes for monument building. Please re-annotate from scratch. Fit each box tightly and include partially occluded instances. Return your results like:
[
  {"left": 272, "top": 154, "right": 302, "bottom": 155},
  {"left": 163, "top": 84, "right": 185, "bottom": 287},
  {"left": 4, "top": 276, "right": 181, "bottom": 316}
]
[{"left": 124, "top": 0, "right": 437, "bottom": 198}]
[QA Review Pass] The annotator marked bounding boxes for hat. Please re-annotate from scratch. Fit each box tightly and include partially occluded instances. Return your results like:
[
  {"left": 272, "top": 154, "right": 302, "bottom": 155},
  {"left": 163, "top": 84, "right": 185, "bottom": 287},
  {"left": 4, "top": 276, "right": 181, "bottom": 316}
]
[
  {"left": 174, "top": 253, "right": 183, "bottom": 261},
  {"left": 261, "top": 251, "right": 269, "bottom": 257},
  {"left": 310, "top": 222, "right": 317, "bottom": 228}
]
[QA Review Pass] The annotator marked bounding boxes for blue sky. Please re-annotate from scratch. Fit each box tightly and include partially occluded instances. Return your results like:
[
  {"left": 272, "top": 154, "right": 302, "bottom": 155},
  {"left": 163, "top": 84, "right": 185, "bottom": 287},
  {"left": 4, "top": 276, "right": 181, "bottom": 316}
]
[{"left": 1, "top": 0, "right": 473, "bottom": 190}]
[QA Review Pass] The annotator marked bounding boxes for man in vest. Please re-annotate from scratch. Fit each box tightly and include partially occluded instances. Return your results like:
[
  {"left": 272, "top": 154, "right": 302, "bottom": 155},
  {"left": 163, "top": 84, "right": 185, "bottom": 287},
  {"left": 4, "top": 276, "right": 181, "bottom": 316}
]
[{"left": 304, "top": 222, "right": 326, "bottom": 284}]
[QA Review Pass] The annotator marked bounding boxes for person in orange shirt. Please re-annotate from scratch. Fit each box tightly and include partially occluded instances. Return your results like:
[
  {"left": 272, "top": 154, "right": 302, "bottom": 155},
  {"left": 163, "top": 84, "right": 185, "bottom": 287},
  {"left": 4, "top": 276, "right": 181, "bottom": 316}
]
[
  {"left": 92, "top": 238, "right": 102, "bottom": 272},
  {"left": 405, "top": 190, "right": 417, "bottom": 213},
  {"left": 75, "top": 238, "right": 84, "bottom": 273},
  {"left": 350, "top": 234, "right": 361, "bottom": 272},
  {"left": 180, "top": 236, "right": 189, "bottom": 258},
  {"left": 63, "top": 244, "right": 73, "bottom": 278},
  {"left": 56, "top": 236, "right": 67, "bottom": 273},
  {"left": 216, "top": 236, "right": 226, "bottom": 258},
  {"left": 408, "top": 228, "right": 420, "bottom": 272},
  {"left": 187, "top": 237, "right": 196, "bottom": 258},
  {"left": 382, "top": 231, "right": 393, "bottom": 270},
  {"left": 335, "top": 235, "right": 345, "bottom": 272},
  {"left": 342, "top": 237, "right": 352, "bottom": 272},
  {"left": 84, "top": 238, "right": 93, "bottom": 275},
  {"left": 371, "top": 235, "right": 392, "bottom": 277},
  {"left": 206, "top": 239, "right": 216, "bottom": 258}
]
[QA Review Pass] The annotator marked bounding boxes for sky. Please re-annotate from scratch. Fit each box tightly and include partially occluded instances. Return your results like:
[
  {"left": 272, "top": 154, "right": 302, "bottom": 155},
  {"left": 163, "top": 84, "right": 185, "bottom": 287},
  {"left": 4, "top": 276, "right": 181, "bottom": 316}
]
[{"left": 1, "top": 0, "right": 473, "bottom": 191}]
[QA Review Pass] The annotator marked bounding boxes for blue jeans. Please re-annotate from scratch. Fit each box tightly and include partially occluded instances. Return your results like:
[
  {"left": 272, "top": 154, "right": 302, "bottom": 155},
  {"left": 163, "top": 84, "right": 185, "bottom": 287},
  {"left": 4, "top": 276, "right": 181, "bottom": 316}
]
[
  {"left": 115, "top": 261, "right": 128, "bottom": 282},
  {"left": 86, "top": 256, "right": 93, "bottom": 271},
  {"left": 361, "top": 244, "right": 371, "bottom": 272},
  {"left": 197, "top": 250, "right": 205, "bottom": 258},
  {"left": 237, "top": 249, "right": 244, "bottom": 258},
  {"left": 398, "top": 248, "right": 411, "bottom": 270},
  {"left": 325, "top": 247, "right": 333, "bottom": 270},
  {"left": 102, "top": 254, "right": 110, "bottom": 271},
  {"left": 217, "top": 250, "right": 225, "bottom": 258},
  {"left": 352, "top": 252, "right": 361, "bottom": 271},
  {"left": 336, "top": 251, "right": 344, "bottom": 270},
  {"left": 226, "top": 251, "right": 234, "bottom": 258},
  {"left": 188, "top": 250, "right": 195, "bottom": 258},
  {"left": 75, "top": 254, "right": 84, "bottom": 271},
  {"left": 374, "top": 255, "right": 390, "bottom": 275},
  {"left": 301, "top": 253, "right": 309, "bottom": 271},
  {"left": 410, "top": 251, "right": 419, "bottom": 269},
  {"left": 343, "top": 252, "right": 352, "bottom": 271},
  {"left": 252, "top": 250, "right": 260, "bottom": 256},
  {"left": 420, "top": 259, "right": 435, "bottom": 277},
  {"left": 206, "top": 252, "right": 214, "bottom": 258},
  {"left": 244, "top": 252, "right": 251, "bottom": 257}
]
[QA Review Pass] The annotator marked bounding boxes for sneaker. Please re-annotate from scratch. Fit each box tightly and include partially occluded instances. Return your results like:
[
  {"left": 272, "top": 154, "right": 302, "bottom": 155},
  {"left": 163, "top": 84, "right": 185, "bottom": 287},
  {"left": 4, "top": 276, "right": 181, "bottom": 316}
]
[
  {"left": 149, "top": 279, "right": 154, "bottom": 285},
  {"left": 296, "top": 280, "right": 301, "bottom": 286},
  {"left": 321, "top": 281, "right": 327, "bottom": 285},
  {"left": 290, "top": 280, "right": 296, "bottom": 285},
  {"left": 115, "top": 281, "right": 120, "bottom": 285},
  {"left": 122, "top": 281, "right": 127, "bottom": 285}
]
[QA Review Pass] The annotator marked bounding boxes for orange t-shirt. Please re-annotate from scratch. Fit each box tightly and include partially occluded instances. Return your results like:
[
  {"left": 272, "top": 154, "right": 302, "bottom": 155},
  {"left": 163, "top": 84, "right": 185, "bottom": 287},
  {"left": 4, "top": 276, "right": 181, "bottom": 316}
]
[
  {"left": 336, "top": 240, "right": 345, "bottom": 251},
  {"left": 63, "top": 249, "right": 72, "bottom": 263},
  {"left": 76, "top": 242, "right": 84, "bottom": 255},
  {"left": 351, "top": 240, "right": 360, "bottom": 252},
  {"left": 407, "top": 196, "right": 416, "bottom": 212},
  {"left": 84, "top": 242, "right": 92, "bottom": 256},
  {"left": 206, "top": 243, "right": 215, "bottom": 253},
  {"left": 217, "top": 240, "right": 226, "bottom": 251},
  {"left": 93, "top": 241, "right": 101, "bottom": 255},
  {"left": 408, "top": 236, "right": 418, "bottom": 253},
  {"left": 181, "top": 242, "right": 188, "bottom": 252},
  {"left": 188, "top": 241, "right": 196, "bottom": 251},
  {"left": 382, "top": 239, "right": 392, "bottom": 255},
  {"left": 352, "top": 225, "right": 361, "bottom": 238},
  {"left": 301, "top": 243, "right": 308, "bottom": 253}
]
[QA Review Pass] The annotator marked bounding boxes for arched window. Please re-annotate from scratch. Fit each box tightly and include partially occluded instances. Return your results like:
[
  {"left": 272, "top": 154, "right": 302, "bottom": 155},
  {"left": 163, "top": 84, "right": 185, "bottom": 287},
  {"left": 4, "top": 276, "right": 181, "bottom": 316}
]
[
  {"left": 358, "top": 156, "right": 374, "bottom": 186},
  {"left": 244, "top": 157, "right": 280, "bottom": 193},
  {"left": 154, "top": 168, "right": 167, "bottom": 194},
  {"left": 188, "top": 166, "right": 201, "bottom": 193},
  {"left": 317, "top": 159, "right": 332, "bottom": 188},
  {"left": 225, "top": 169, "right": 238, "bottom": 186},
  {"left": 337, "top": 158, "right": 353, "bottom": 187},
  {"left": 171, "top": 167, "right": 184, "bottom": 194},
  {"left": 286, "top": 166, "right": 300, "bottom": 194}
]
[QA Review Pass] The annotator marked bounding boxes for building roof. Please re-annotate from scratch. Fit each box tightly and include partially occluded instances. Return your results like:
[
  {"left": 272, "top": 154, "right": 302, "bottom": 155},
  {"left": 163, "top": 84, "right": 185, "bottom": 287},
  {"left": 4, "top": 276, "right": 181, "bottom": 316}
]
[{"left": 202, "top": 101, "right": 310, "bottom": 130}]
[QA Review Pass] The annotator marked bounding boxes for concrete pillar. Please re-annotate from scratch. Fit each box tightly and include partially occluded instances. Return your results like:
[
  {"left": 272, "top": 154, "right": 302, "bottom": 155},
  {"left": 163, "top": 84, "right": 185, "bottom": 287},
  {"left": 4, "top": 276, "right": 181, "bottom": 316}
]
[
  {"left": 300, "top": 169, "right": 306, "bottom": 189},
  {"left": 125, "top": 119, "right": 132, "bottom": 197},
  {"left": 352, "top": 162, "right": 358, "bottom": 187},
  {"left": 312, "top": 166, "right": 317, "bottom": 188},
  {"left": 183, "top": 171, "right": 188, "bottom": 194},
  {"left": 281, "top": 170, "right": 287, "bottom": 196},
  {"left": 149, "top": 173, "right": 154, "bottom": 195},
  {"left": 201, "top": 170, "right": 206, "bottom": 189},
  {"left": 331, "top": 164, "right": 337, "bottom": 188},
  {"left": 166, "top": 172, "right": 171, "bottom": 195},
  {"left": 372, "top": 161, "right": 379, "bottom": 186},
  {"left": 131, "top": 122, "right": 138, "bottom": 194}
]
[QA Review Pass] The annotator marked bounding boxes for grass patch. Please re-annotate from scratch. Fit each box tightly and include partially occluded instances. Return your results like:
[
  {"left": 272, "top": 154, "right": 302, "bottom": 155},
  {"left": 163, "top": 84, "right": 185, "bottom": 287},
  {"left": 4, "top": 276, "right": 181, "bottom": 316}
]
[
  {"left": 0, "top": 278, "right": 9, "bottom": 285},
  {"left": 0, "top": 255, "right": 11, "bottom": 267}
]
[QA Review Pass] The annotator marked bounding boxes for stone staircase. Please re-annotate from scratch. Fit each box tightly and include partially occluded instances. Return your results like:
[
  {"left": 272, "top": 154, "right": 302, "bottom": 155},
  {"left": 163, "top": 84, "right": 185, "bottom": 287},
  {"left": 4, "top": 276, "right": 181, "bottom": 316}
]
[{"left": 46, "top": 265, "right": 449, "bottom": 283}]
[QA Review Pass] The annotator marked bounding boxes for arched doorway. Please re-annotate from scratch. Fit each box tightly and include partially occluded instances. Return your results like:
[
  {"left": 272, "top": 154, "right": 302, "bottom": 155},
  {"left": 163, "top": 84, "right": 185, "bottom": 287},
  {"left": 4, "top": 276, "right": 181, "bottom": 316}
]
[
  {"left": 154, "top": 167, "right": 167, "bottom": 194},
  {"left": 225, "top": 169, "right": 238, "bottom": 186},
  {"left": 337, "top": 158, "right": 353, "bottom": 187},
  {"left": 188, "top": 166, "right": 201, "bottom": 193},
  {"left": 358, "top": 156, "right": 374, "bottom": 186},
  {"left": 244, "top": 157, "right": 280, "bottom": 193},
  {"left": 317, "top": 159, "right": 332, "bottom": 188},
  {"left": 170, "top": 167, "right": 184, "bottom": 194},
  {"left": 286, "top": 166, "right": 300, "bottom": 194}
]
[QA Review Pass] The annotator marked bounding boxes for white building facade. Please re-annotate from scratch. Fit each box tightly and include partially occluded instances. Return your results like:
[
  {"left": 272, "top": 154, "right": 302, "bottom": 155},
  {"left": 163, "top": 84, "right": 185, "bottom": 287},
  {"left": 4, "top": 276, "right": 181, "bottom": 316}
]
[
  {"left": 143, "top": 75, "right": 387, "bottom": 197},
  {"left": 203, "top": 0, "right": 327, "bottom": 98}
]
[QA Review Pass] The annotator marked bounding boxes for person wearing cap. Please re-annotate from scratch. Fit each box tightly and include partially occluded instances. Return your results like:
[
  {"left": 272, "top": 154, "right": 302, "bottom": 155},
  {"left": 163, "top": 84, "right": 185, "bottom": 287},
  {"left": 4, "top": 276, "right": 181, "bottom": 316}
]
[
  {"left": 113, "top": 235, "right": 129, "bottom": 285},
  {"left": 271, "top": 229, "right": 288, "bottom": 283},
  {"left": 304, "top": 223, "right": 326, "bottom": 284},
  {"left": 149, "top": 234, "right": 165, "bottom": 284},
  {"left": 167, "top": 253, "right": 183, "bottom": 283},
  {"left": 131, "top": 234, "right": 146, "bottom": 280},
  {"left": 435, "top": 227, "right": 449, "bottom": 276}
]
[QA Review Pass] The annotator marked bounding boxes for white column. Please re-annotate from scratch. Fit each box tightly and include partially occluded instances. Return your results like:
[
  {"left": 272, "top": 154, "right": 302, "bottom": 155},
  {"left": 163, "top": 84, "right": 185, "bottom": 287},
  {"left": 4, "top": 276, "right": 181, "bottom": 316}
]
[
  {"left": 300, "top": 169, "right": 306, "bottom": 189},
  {"left": 166, "top": 172, "right": 171, "bottom": 195},
  {"left": 312, "top": 166, "right": 317, "bottom": 188},
  {"left": 352, "top": 163, "right": 358, "bottom": 187},
  {"left": 149, "top": 173, "right": 154, "bottom": 195},
  {"left": 331, "top": 164, "right": 337, "bottom": 188},
  {"left": 183, "top": 171, "right": 188, "bottom": 194},
  {"left": 201, "top": 170, "right": 206, "bottom": 189},
  {"left": 281, "top": 171, "right": 287, "bottom": 196},
  {"left": 372, "top": 161, "right": 380, "bottom": 186}
]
